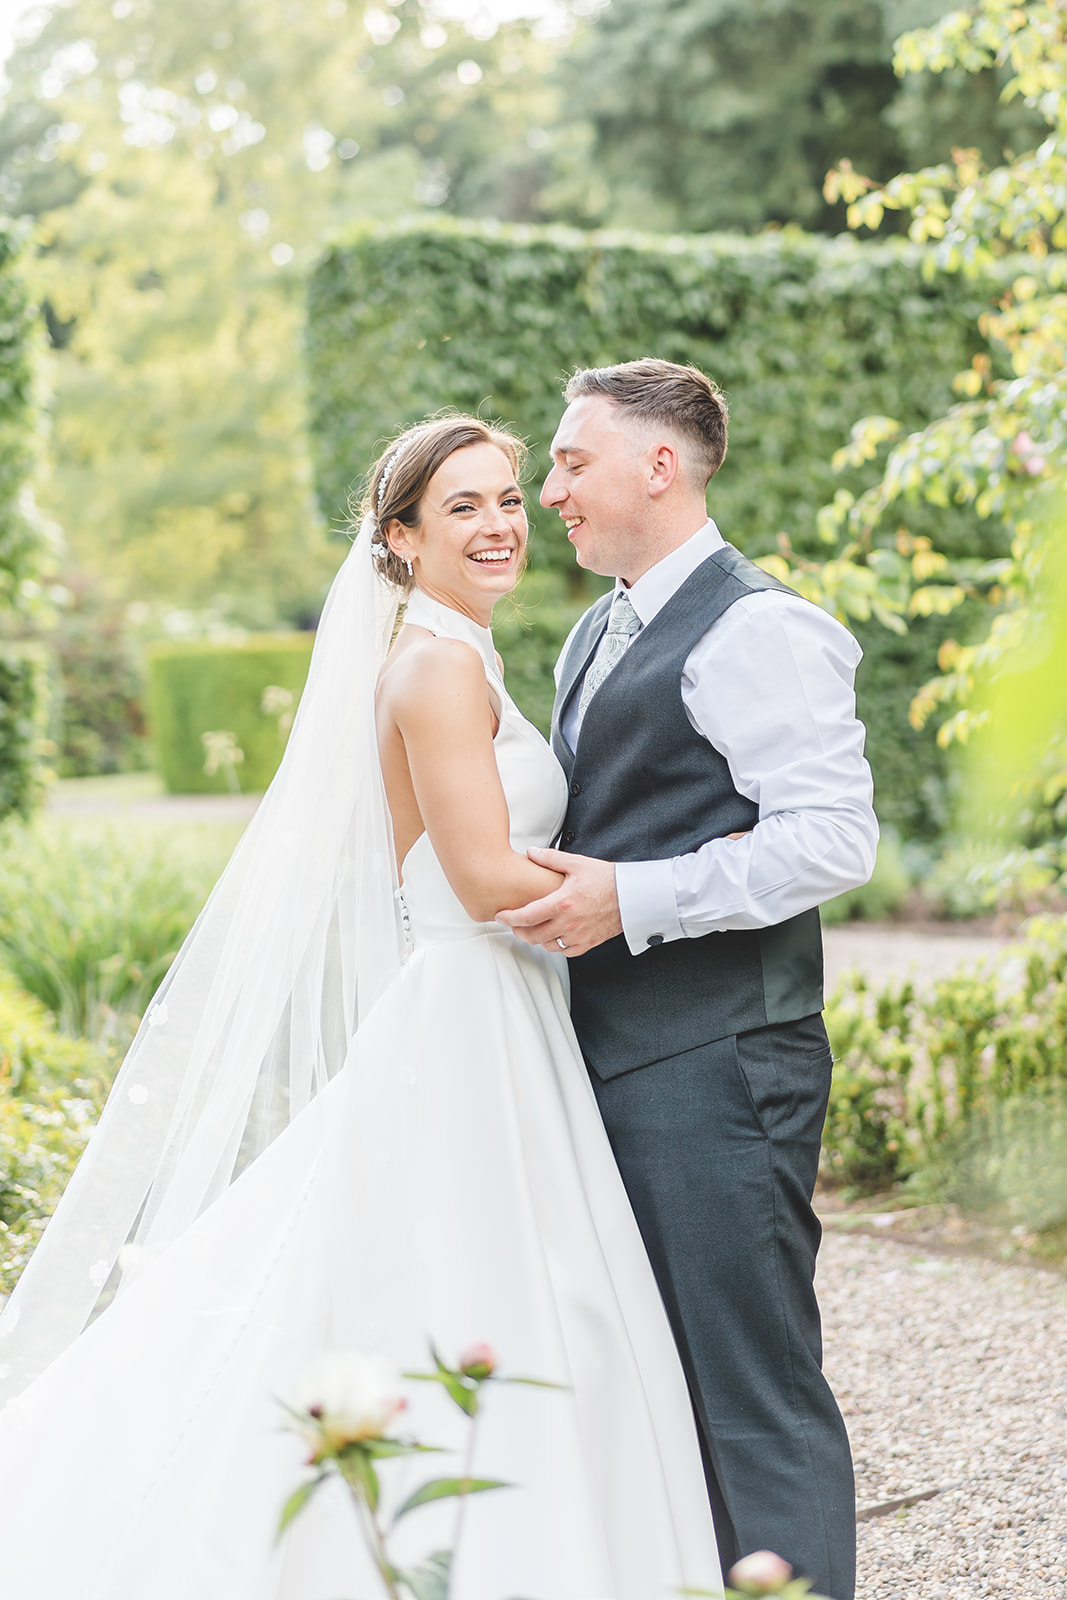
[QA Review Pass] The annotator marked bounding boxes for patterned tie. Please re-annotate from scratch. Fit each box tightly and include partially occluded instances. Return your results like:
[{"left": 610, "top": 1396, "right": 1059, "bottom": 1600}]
[{"left": 577, "top": 590, "right": 642, "bottom": 723}]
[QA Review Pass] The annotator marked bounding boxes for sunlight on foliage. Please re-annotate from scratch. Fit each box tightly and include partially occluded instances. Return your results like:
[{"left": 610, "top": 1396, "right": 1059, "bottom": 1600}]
[{"left": 813, "top": 0, "right": 1067, "bottom": 754}]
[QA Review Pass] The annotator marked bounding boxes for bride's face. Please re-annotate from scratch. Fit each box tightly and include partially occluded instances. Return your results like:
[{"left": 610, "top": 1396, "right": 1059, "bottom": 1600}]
[{"left": 388, "top": 443, "right": 528, "bottom": 622}]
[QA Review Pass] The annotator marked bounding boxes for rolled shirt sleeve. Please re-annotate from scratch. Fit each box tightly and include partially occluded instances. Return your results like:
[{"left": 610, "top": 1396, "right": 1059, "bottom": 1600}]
[{"left": 616, "top": 591, "right": 879, "bottom": 956}]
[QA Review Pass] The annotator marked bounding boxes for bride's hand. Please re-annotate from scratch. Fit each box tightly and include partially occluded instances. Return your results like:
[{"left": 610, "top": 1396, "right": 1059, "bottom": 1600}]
[{"left": 497, "top": 848, "right": 622, "bottom": 956}]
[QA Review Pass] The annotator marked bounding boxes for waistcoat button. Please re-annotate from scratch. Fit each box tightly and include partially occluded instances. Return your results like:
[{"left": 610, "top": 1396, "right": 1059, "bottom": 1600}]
[
  {"left": 562, "top": 829, "right": 576, "bottom": 846},
  {"left": 570, "top": 780, "right": 581, "bottom": 796}
]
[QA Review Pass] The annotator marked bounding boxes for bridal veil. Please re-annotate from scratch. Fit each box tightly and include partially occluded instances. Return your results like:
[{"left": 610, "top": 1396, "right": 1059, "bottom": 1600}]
[{"left": 0, "top": 521, "right": 404, "bottom": 1401}]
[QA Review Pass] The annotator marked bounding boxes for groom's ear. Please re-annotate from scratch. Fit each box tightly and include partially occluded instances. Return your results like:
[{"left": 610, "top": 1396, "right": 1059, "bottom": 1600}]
[{"left": 647, "top": 441, "right": 681, "bottom": 498}]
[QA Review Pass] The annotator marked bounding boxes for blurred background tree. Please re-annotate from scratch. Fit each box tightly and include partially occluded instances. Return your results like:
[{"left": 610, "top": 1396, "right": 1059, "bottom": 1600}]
[
  {"left": 557, "top": 0, "right": 1046, "bottom": 231},
  {"left": 0, "top": 0, "right": 577, "bottom": 625},
  {"left": 0, "top": 0, "right": 1042, "bottom": 638}
]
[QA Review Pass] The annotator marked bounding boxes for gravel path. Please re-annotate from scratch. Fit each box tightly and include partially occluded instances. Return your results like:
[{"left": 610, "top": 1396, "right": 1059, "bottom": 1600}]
[
  {"left": 816, "top": 1229, "right": 1067, "bottom": 1599},
  {"left": 823, "top": 926, "right": 1012, "bottom": 994}
]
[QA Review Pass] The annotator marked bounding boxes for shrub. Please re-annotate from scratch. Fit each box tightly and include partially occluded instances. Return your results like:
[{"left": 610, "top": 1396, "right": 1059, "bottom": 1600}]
[
  {"left": 0, "top": 977, "right": 109, "bottom": 1295},
  {"left": 0, "top": 641, "right": 49, "bottom": 819},
  {"left": 822, "top": 915, "right": 1067, "bottom": 1210},
  {"left": 51, "top": 596, "right": 149, "bottom": 777},
  {"left": 920, "top": 839, "right": 1067, "bottom": 920},
  {"left": 0, "top": 219, "right": 48, "bottom": 820},
  {"left": 146, "top": 633, "right": 313, "bottom": 794},
  {"left": 0, "top": 822, "right": 212, "bottom": 1041}
]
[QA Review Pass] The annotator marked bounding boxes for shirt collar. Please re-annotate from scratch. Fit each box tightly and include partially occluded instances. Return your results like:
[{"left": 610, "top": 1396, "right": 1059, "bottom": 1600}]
[{"left": 617, "top": 519, "right": 725, "bottom": 628}]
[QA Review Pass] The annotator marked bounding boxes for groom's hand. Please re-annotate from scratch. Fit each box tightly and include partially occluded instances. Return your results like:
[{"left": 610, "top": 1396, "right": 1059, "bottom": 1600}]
[{"left": 497, "top": 848, "right": 622, "bottom": 956}]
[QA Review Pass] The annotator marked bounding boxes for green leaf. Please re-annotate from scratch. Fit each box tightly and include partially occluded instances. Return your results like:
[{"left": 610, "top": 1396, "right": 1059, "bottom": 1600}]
[
  {"left": 395, "top": 1549, "right": 453, "bottom": 1600},
  {"left": 361, "top": 1438, "right": 442, "bottom": 1461},
  {"left": 394, "top": 1476, "right": 511, "bottom": 1522},
  {"left": 276, "top": 1473, "right": 327, "bottom": 1539},
  {"left": 499, "top": 1375, "right": 568, "bottom": 1391},
  {"left": 405, "top": 1360, "right": 481, "bottom": 1416},
  {"left": 339, "top": 1448, "right": 380, "bottom": 1512}
]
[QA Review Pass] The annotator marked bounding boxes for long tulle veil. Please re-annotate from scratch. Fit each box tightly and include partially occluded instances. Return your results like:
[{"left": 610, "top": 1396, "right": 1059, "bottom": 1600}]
[{"left": 0, "top": 520, "right": 404, "bottom": 1403}]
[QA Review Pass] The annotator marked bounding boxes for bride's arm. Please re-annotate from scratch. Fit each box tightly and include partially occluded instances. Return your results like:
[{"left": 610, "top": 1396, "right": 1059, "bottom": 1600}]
[{"left": 390, "top": 638, "right": 564, "bottom": 922}]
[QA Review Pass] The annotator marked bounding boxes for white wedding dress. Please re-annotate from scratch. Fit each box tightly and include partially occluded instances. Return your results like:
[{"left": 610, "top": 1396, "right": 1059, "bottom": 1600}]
[{"left": 0, "top": 592, "right": 722, "bottom": 1600}]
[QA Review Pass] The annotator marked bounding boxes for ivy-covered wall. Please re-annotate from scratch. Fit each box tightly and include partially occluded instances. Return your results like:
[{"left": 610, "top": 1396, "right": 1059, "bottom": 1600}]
[
  {"left": 306, "top": 219, "right": 1006, "bottom": 840},
  {"left": 307, "top": 218, "right": 1006, "bottom": 570},
  {"left": 0, "top": 219, "right": 46, "bottom": 820}
]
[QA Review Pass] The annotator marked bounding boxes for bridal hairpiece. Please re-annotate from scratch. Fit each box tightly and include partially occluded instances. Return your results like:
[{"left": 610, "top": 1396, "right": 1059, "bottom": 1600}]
[{"left": 376, "top": 447, "right": 404, "bottom": 506}]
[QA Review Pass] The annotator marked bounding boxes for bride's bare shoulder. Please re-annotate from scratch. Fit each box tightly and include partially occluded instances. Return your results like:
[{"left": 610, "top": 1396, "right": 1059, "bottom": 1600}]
[{"left": 377, "top": 628, "right": 489, "bottom": 727}]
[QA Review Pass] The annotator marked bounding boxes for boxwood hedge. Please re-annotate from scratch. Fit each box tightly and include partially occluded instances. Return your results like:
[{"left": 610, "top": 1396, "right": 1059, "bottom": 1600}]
[{"left": 146, "top": 635, "right": 313, "bottom": 794}]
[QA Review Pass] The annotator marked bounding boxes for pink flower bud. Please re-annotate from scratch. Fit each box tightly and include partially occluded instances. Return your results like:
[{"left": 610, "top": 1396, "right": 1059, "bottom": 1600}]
[
  {"left": 1012, "top": 432, "right": 1035, "bottom": 455},
  {"left": 728, "top": 1549, "right": 794, "bottom": 1594},
  {"left": 458, "top": 1342, "right": 497, "bottom": 1380},
  {"left": 1025, "top": 454, "right": 1046, "bottom": 476}
]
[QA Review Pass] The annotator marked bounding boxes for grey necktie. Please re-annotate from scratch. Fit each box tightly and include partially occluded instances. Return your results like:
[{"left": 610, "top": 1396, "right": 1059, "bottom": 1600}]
[{"left": 577, "top": 590, "right": 642, "bottom": 723}]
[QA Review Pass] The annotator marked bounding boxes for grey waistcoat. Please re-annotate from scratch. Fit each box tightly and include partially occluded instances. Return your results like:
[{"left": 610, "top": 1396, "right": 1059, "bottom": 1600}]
[{"left": 551, "top": 543, "right": 823, "bottom": 1079}]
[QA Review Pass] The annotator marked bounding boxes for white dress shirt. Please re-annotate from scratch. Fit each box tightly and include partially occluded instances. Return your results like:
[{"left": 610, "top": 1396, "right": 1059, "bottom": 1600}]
[{"left": 556, "top": 520, "right": 879, "bottom": 957}]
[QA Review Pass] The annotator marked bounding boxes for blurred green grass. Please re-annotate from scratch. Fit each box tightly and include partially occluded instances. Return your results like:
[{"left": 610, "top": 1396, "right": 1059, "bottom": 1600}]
[{"left": 1, "top": 776, "right": 253, "bottom": 1046}]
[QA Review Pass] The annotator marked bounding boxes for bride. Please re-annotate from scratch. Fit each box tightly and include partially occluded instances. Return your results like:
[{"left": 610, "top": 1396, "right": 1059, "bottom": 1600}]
[{"left": 0, "top": 416, "right": 722, "bottom": 1600}]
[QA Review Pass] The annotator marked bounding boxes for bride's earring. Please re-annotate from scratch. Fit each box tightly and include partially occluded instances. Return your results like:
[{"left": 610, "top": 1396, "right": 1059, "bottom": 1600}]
[{"left": 404, "top": 557, "right": 414, "bottom": 577}]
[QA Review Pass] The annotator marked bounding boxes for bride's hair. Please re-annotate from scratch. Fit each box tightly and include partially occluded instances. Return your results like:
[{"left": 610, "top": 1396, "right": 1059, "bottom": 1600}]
[{"left": 362, "top": 414, "right": 528, "bottom": 591}]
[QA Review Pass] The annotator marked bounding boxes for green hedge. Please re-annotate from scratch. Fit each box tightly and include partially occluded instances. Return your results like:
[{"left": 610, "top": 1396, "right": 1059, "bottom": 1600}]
[
  {"left": 307, "top": 218, "right": 1008, "bottom": 569},
  {"left": 0, "top": 220, "right": 39, "bottom": 608},
  {"left": 306, "top": 220, "right": 1013, "bottom": 835},
  {"left": 146, "top": 635, "right": 313, "bottom": 794},
  {"left": 0, "top": 642, "right": 49, "bottom": 819},
  {"left": 0, "top": 220, "right": 46, "bottom": 820}
]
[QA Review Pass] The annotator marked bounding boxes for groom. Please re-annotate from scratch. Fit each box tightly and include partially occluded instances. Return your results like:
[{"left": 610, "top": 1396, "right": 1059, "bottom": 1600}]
[{"left": 498, "top": 359, "right": 877, "bottom": 1600}]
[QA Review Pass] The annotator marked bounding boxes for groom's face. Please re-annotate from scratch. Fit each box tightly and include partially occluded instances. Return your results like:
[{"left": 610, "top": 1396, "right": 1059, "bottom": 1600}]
[{"left": 541, "top": 396, "right": 655, "bottom": 579}]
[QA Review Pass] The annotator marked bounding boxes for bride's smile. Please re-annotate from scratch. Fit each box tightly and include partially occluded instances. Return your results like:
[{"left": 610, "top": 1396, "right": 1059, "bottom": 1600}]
[{"left": 385, "top": 440, "right": 528, "bottom": 625}]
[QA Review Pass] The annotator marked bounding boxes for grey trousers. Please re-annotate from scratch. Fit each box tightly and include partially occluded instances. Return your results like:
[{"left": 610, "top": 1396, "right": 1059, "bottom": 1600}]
[{"left": 587, "top": 1013, "right": 856, "bottom": 1600}]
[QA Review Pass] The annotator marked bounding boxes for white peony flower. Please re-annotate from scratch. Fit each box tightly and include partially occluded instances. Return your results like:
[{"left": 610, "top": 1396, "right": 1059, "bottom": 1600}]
[{"left": 290, "top": 1350, "right": 406, "bottom": 1453}]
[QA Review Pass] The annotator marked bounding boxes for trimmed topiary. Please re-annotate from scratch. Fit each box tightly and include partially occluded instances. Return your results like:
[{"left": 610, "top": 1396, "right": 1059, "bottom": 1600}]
[{"left": 146, "top": 634, "right": 314, "bottom": 794}]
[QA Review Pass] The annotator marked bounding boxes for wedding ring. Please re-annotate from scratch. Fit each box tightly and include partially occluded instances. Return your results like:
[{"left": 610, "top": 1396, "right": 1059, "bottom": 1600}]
[{"left": 556, "top": 937, "right": 569, "bottom": 950}]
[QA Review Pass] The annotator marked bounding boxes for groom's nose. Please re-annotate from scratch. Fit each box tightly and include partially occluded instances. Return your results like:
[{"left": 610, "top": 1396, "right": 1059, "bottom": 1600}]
[{"left": 540, "top": 464, "right": 565, "bottom": 508}]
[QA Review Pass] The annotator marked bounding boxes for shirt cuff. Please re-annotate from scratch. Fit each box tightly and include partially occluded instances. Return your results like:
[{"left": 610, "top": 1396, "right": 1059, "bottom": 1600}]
[{"left": 615, "top": 859, "right": 686, "bottom": 956}]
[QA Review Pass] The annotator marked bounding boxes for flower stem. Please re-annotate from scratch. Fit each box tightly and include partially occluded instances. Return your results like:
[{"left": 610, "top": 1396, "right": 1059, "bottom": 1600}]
[
  {"left": 450, "top": 1411, "right": 481, "bottom": 1577},
  {"left": 347, "top": 1480, "right": 404, "bottom": 1600}
]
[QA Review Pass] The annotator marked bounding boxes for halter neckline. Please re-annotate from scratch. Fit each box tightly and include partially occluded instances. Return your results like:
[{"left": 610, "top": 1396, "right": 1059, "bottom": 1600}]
[{"left": 403, "top": 589, "right": 499, "bottom": 678}]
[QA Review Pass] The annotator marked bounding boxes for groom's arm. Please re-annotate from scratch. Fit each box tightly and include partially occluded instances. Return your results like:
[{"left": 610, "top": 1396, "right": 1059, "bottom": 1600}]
[{"left": 500, "top": 592, "right": 878, "bottom": 956}]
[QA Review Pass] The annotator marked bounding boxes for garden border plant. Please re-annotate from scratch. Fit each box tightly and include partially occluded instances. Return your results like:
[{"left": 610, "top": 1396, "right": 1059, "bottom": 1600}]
[{"left": 822, "top": 915, "right": 1067, "bottom": 1250}]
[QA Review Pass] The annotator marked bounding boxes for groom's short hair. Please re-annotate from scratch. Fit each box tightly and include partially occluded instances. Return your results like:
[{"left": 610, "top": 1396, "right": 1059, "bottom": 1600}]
[{"left": 564, "top": 358, "right": 728, "bottom": 485}]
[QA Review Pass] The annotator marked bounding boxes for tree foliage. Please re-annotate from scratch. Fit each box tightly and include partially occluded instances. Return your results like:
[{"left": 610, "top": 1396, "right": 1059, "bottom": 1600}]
[
  {"left": 561, "top": 0, "right": 1046, "bottom": 233},
  {"left": 0, "top": 0, "right": 575, "bottom": 620},
  {"left": 815, "top": 0, "right": 1067, "bottom": 772}
]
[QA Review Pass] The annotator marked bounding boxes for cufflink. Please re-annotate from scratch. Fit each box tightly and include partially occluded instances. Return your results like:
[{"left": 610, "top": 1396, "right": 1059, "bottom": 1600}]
[{"left": 647, "top": 933, "right": 664, "bottom": 947}]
